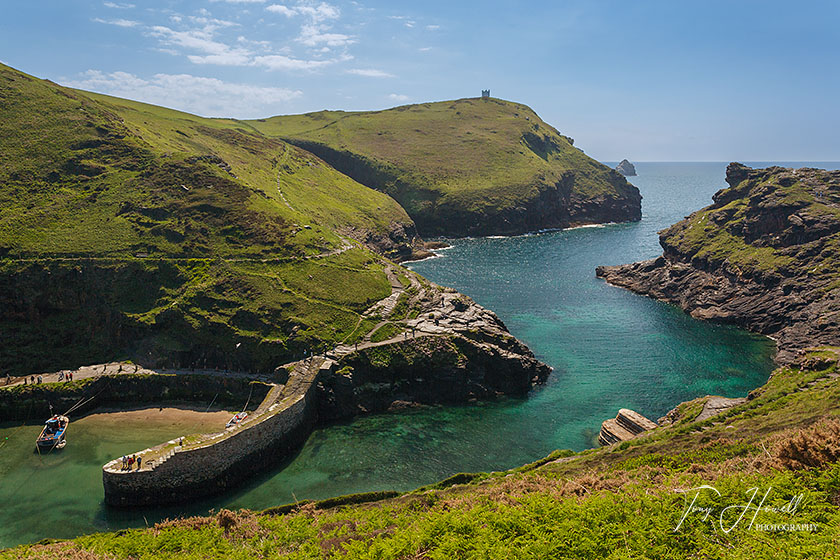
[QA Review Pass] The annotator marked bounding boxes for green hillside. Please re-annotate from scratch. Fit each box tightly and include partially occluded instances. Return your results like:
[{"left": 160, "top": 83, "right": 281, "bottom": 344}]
[
  {"left": 7, "top": 349, "right": 840, "bottom": 559},
  {"left": 0, "top": 64, "right": 416, "bottom": 260},
  {"left": 0, "top": 63, "right": 411, "bottom": 374},
  {"left": 246, "top": 98, "right": 642, "bottom": 236}
]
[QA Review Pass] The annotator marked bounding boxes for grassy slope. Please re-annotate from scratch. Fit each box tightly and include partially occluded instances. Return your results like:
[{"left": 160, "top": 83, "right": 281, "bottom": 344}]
[
  {"left": 7, "top": 350, "right": 840, "bottom": 559},
  {"left": 0, "top": 64, "right": 413, "bottom": 259},
  {"left": 78, "top": 92, "right": 415, "bottom": 250},
  {"left": 245, "top": 98, "right": 640, "bottom": 235},
  {"left": 0, "top": 63, "right": 411, "bottom": 374}
]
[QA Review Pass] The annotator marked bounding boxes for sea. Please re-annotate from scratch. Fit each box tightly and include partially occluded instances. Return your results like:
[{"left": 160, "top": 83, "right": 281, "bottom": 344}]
[{"left": 1, "top": 162, "right": 837, "bottom": 547}]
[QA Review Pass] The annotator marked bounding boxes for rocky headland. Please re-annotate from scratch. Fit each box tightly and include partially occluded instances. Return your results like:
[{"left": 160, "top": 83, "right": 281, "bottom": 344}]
[
  {"left": 597, "top": 163, "right": 840, "bottom": 363},
  {"left": 249, "top": 98, "right": 642, "bottom": 237}
]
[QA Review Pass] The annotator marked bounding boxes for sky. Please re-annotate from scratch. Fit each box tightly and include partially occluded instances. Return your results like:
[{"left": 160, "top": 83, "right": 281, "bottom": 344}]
[{"left": 1, "top": 0, "right": 838, "bottom": 161}]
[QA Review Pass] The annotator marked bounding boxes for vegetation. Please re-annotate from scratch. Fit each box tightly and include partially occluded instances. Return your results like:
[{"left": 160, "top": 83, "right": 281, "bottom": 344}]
[
  {"left": 0, "top": 61, "right": 638, "bottom": 374},
  {"left": 0, "top": 63, "right": 416, "bottom": 374},
  {"left": 660, "top": 164, "right": 840, "bottom": 277},
  {"left": 369, "top": 322, "right": 404, "bottom": 343},
  {"left": 245, "top": 98, "right": 640, "bottom": 236},
  {"left": 5, "top": 350, "right": 840, "bottom": 558}
]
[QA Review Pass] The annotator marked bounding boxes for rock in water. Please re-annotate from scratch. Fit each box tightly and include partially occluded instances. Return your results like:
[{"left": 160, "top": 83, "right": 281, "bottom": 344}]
[
  {"left": 616, "top": 159, "right": 637, "bottom": 176},
  {"left": 598, "top": 408, "right": 657, "bottom": 446}
]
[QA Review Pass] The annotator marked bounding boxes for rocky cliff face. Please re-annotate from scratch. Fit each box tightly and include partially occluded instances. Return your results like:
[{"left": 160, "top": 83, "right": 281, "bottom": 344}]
[
  {"left": 316, "top": 287, "right": 551, "bottom": 421},
  {"left": 597, "top": 163, "right": 840, "bottom": 363},
  {"left": 261, "top": 98, "right": 642, "bottom": 238},
  {"left": 287, "top": 140, "right": 642, "bottom": 238}
]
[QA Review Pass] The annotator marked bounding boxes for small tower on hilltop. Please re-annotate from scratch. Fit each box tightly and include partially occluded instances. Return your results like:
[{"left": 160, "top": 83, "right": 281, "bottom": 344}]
[{"left": 481, "top": 89, "right": 490, "bottom": 99}]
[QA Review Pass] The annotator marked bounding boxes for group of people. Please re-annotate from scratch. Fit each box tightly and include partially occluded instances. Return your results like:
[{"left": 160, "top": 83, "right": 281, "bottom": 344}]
[
  {"left": 12, "top": 371, "right": 75, "bottom": 385},
  {"left": 121, "top": 454, "right": 143, "bottom": 471}
]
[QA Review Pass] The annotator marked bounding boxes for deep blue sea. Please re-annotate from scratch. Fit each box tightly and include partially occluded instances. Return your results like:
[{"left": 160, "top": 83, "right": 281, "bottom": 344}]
[{"left": 1, "top": 162, "right": 838, "bottom": 547}]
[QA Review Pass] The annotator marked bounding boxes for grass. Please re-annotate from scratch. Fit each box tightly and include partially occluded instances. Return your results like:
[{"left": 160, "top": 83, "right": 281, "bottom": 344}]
[
  {"left": 245, "top": 97, "right": 641, "bottom": 236},
  {"left": 6, "top": 350, "right": 840, "bottom": 559},
  {"left": 369, "top": 322, "right": 404, "bottom": 343},
  {"left": 0, "top": 63, "right": 421, "bottom": 375},
  {"left": 0, "top": 64, "right": 415, "bottom": 260},
  {"left": 661, "top": 165, "right": 840, "bottom": 279}
]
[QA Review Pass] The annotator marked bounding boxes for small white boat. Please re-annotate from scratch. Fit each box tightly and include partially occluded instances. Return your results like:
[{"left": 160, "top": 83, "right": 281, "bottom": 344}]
[
  {"left": 36, "top": 415, "right": 68, "bottom": 451},
  {"left": 226, "top": 411, "right": 248, "bottom": 429}
]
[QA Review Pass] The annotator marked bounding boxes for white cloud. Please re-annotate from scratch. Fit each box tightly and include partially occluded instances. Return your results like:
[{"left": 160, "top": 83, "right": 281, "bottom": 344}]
[
  {"left": 252, "top": 54, "right": 333, "bottom": 70},
  {"left": 388, "top": 93, "right": 410, "bottom": 102},
  {"left": 266, "top": 4, "right": 297, "bottom": 17},
  {"left": 103, "top": 2, "right": 135, "bottom": 8},
  {"left": 298, "top": 24, "right": 353, "bottom": 47},
  {"left": 211, "top": 0, "right": 266, "bottom": 2},
  {"left": 91, "top": 2, "right": 355, "bottom": 74},
  {"left": 149, "top": 25, "right": 251, "bottom": 62},
  {"left": 188, "top": 53, "right": 253, "bottom": 65},
  {"left": 267, "top": 2, "right": 340, "bottom": 23},
  {"left": 266, "top": 2, "right": 351, "bottom": 48},
  {"left": 419, "top": 46, "right": 432, "bottom": 52},
  {"left": 347, "top": 68, "right": 394, "bottom": 78},
  {"left": 64, "top": 70, "right": 301, "bottom": 118},
  {"left": 93, "top": 17, "right": 140, "bottom": 27},
  {"left": 426, "top": 24, "right": 440, "bottom": 31},
  {"left": 188, "top": 15, "right": 238, "bottom": 29}
]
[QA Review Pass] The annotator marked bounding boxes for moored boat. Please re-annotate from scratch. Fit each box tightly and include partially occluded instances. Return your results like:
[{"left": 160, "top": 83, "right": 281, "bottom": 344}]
[{"left": 36, "top": 415, "right": 68, "bottom": 451}]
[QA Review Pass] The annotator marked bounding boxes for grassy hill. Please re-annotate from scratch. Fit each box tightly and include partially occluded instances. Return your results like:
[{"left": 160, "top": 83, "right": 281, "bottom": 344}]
[
  {"left": 0, "top": 64, "right": 416, "bottom": 260},
  {"left": 0, "top": 63, "right": 414, "bottom": 374},
  {"left": 7, "top": 349, "right": 840, "bottom": 558},
  {"left": 245, "top": 98, "right": 642, "bottom": 236}
]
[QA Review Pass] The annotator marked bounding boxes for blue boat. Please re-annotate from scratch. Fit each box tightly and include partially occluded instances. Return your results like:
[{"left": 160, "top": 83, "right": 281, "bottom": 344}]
[{"left": 36, "top": 415, "right": 68, "bottom": 451}]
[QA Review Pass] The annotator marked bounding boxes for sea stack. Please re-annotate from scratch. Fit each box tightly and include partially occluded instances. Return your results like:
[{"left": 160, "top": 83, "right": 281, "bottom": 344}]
[{"left": 616, "top": 159, "right": 637, "bottom": 176}]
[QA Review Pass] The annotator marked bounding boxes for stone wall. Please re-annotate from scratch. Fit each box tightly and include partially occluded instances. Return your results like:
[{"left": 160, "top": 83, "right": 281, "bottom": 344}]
[
  {"left": 102, "top": 364, "right": 324, "bottom": 506},
  {"left": 0, "top": 373, "right": 271, "bottom": 422}
]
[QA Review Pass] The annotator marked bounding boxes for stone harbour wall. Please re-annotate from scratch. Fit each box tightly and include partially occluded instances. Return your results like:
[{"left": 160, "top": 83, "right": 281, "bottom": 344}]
[{"left": 102, "top": 363, "right": 325, "bottom": 506}]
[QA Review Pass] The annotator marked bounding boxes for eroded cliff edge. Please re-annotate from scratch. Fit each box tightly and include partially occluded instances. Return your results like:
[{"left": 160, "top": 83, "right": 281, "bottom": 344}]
[{"left": 597, "top": 163, "right": 840, "bottom": 363}]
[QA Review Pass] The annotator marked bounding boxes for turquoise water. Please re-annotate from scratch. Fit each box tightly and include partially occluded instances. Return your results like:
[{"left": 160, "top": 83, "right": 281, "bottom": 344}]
[{"left": 2, "top": 162, "right": 836, "bottom": 548}]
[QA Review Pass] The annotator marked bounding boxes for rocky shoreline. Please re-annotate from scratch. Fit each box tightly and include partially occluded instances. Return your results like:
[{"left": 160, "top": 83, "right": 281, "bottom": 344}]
[{"left": 596, "top": 163, "right": 840, "bottom": 364}]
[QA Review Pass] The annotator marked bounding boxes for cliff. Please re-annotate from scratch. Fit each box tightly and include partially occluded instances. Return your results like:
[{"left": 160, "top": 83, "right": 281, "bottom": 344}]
[
  {"left": 0, "top": 62, "right": 551, "bottom": 389},
  {"left": 597, "top": 163, "right": 840, "bottom": 363},
  {"left": 246, "top": 98, "right": 642, "bottom": 237}
]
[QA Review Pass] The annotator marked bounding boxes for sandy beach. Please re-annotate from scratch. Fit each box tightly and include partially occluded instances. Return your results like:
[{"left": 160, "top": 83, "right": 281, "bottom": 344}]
[{"left": 75, "top": 406, "right": 234, "bottom": 434}]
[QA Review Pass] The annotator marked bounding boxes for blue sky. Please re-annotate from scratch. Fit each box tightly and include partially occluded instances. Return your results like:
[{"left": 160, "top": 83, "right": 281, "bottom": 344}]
[{"left": 1, "top": 0, "right": 838, "bottom": 161}]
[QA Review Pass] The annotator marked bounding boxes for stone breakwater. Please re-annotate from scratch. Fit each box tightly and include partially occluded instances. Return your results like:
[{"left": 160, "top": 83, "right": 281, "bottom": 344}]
[
  {"left": 97, "top": 272, "right": 552, "bottom": 506},
  {"left": 102, "top": 359, "right": 328, "bottom": 507}
]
